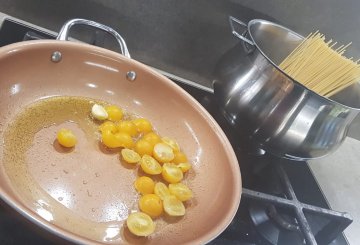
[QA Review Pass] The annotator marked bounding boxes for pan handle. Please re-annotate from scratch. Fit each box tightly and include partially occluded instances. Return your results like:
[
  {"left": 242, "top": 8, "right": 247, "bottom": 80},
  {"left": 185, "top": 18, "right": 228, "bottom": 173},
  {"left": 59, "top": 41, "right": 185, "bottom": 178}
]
[{"left": 56, "top": 18, "right": 131, "bottom": 58}]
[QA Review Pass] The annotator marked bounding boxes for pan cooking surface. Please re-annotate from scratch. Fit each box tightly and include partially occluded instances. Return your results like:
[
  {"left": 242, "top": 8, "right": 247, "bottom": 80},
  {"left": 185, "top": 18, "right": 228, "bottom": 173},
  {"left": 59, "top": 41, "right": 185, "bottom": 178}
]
[
  {"left": 3, "top": 96, "right": 139, "bottom": 242},
  {"left": 0, "top": 41, "right": 241, "bottom": 244},
  {"left": 2, "top": 96, "right": 198, "bottom": 243}
]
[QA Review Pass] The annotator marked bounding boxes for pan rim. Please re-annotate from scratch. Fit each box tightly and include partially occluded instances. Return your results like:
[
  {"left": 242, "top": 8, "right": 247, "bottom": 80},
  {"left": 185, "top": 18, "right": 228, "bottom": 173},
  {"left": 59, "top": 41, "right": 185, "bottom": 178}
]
[{"left": 0, "top": 40, "right": 242, "bottom": 245}]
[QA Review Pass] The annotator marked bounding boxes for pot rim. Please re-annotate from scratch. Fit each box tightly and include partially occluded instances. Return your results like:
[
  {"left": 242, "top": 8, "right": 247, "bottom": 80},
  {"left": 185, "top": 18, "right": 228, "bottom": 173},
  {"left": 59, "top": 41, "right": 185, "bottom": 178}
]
[{"left": 247, "top": 19, "right": 360, "bottom": 111}]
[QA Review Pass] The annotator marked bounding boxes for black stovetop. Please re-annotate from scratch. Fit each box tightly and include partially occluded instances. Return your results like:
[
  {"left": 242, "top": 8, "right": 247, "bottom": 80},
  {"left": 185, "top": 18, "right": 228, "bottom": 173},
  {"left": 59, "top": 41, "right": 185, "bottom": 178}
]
[{"left": 0, "top": 18, "right": 352, "bottom": 245}]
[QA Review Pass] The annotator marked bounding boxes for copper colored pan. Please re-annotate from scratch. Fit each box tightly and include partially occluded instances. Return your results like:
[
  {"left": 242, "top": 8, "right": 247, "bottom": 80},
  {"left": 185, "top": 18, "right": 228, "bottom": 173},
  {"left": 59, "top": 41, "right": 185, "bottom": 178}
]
[{"left": 0, "top": 19, "right": 241, "bottom": 244}]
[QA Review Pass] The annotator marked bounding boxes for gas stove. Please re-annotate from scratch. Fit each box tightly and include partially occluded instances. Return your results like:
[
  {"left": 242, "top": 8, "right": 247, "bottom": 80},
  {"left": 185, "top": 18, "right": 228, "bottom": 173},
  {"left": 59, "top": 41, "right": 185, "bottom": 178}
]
[{"left": 0, "top": 16, "right": 353, "bottom": 245}]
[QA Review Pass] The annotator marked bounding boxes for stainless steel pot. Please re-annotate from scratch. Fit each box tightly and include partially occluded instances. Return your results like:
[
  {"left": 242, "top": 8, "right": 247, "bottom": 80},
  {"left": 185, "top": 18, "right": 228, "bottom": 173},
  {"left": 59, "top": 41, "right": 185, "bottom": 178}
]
[{"left": 213, "top": 17, "right": 360, "bottom": 160}]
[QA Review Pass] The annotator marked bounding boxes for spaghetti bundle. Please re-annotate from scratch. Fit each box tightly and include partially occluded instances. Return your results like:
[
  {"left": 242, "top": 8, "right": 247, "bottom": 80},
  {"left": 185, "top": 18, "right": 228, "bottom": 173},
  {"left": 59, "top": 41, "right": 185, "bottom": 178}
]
[{"left": 279, "top": 32, "right": 360, "bottom": 97}]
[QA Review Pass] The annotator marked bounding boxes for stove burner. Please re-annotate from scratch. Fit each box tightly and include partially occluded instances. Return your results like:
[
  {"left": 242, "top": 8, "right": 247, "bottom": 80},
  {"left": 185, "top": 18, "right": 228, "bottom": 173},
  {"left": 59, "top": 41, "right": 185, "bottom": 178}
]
[
  {"left": 266, "top": 205, "right": 299, "bottom": 232},
  {"left": 249, "top": 203, "right": 303, "bottom": 244}
]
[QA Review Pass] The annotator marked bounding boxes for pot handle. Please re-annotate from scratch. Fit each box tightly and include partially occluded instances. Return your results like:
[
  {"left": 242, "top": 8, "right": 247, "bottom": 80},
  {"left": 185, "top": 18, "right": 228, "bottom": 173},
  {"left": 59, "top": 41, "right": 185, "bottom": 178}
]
[
  {"left": 56, "top": 19, "right": 131, "bottom": 58},
  {"left": 229, "top": 16, "right": 254, "bottom": 46},
  {"left": 229, "top": 17, "right": 255, "bottom": 54}
]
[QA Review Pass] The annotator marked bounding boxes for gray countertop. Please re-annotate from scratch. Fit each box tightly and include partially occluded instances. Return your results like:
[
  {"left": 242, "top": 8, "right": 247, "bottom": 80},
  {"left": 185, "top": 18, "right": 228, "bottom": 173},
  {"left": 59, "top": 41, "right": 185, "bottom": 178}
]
[{"left": 310, "top": 137, "right": 360, "bottom": 245}]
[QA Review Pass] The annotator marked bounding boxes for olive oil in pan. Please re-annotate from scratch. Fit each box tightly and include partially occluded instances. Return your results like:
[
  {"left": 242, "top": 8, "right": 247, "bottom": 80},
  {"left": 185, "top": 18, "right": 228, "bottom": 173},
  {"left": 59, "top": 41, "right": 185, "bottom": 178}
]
[{"left": 2, "top": 96, "right": 134, "bottom": 244}]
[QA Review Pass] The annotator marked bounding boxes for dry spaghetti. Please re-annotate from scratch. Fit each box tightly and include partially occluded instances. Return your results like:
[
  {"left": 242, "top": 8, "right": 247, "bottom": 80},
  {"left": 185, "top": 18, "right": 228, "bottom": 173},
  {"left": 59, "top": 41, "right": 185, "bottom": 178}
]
[{"left": 279, "top": 31, "right": 360, "bottom": 97}]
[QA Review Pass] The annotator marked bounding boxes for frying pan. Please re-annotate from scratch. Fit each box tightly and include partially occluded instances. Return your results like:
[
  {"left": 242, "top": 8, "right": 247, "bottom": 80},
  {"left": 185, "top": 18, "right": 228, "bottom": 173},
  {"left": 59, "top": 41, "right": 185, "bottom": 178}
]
[{"left": 0, "top": 19, "right": 241, "bottom": 244}]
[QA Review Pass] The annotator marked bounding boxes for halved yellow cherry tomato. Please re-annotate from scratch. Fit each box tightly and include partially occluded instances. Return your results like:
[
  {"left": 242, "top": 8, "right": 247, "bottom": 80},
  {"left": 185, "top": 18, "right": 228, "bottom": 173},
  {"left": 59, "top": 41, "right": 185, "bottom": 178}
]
[
  {"left": 134, "top": 176, "right": 155, "bottom": 195},
  {"left": 168, "top": 183, "right": 193, "bottom": 201},
  {"left": 121, "top": 149, "right": 141, "bottom": 164},
  {"left": 99, "top": 121, "right": 118, "bottom": 134},
  {"left": 57, "top": 129, "right": 77, "bottom": 147},
  {"left": 105, "top": 105, "right": 123, "bottom": 122},
  {"left": 140, "top": 155, "right": 162, "bottom": 175},
  {"left": 154, "top": 182, "right": 171, "bottom": 201},
  {"left": 142, "top": 132, "right": 161, "bottom": 146},
  {"left": 139, "top": 194, "right": 163, "bottom": 218},
  {"left": 163, "top": 195, "right": 185, "bottom": 216},
  {"left": 153, "top": 143, "right": 174, "bottom": 163},
  {"left": 177, "top": 162, "right": 192, "bottom": 173},
  {"left": 162, "top": 163, "right": 183, "bottom": 183},
  {"left": 161, "top": 137, "right": 180, "bottom": 152},
  {"left": 126, "top": 212, "right": 155, "bottom": 236},
  {"left": 133, "top": 118, "right": 152, "bottom": 133},
  {"left": 117, "top": 120, "right": 137, "bottom": 136},
  {"left": 172, "top": 151, "right": 188, "bottom": 164},
  {"left": 135, "top": 139, "right": 153, "bottom": 156}
]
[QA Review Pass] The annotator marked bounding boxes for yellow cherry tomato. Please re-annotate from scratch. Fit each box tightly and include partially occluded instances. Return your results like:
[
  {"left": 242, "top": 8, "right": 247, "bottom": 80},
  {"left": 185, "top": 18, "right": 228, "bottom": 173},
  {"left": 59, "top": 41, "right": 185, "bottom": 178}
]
[
  {"left": 98, "top": 121, "right": 117, "bottom": 133},
  {"left": 105, "top": 105, "right": 123, "bottom": 122},
  {"left": 140, "top": 155, "right": 162, "bottom": 175},
  {"left": 135, "top": 139, "right": 153, "bottom": 156},
  {"left": 162, "top": 163, "right": 183, "bottom": 184},
  {"left": 154, "top": 182, "right": 171, "bottom": 201},
  {"left": 168, "top": 183, "right": 193, "bottom": 201},
  {"left": 101, "top": 131, "right": 134, "bottom": 148},
  {"left": 126, "top": 212, "right": 155, "bottom": 236},
  {"left": 57, "top": 129, "right": 77, "bottom": 148},
  {"left": 134, "top": 176, "right": 155, "bottom": 195},
  {"left": 133, "top": 118, "right": 152, "bottom": 133},
  {"left": 142, "top": 132, "right": 161, "bottom": 146},
  {"left": 117, "top": 120, "right": 137, "bottom": 136},
  {"left": 161, "top": 137, "right": 180, "bottom": 152},
  {"left": 121, "top": 148, "right": 141, "bottom": 164},
  {"left": 172, "top": 151, "right": 188, "bottom": 164},
  {"left": 101, "top": 131, "right": 120, "bottom": 148},
  {"left": 163, "top": 195, "right": 185, "bottom": 216},
  {"left": 139, "top": 194, "right": 163, "bottom": 218},
  {"left": 177, "top": 162, "right": 192, "bottom": 173},
  {"left": 153, "top": 143, "right": 174, "bottom": 163},
  {"left": 114, "top": 132, "right": 134, "bottom": 148}
]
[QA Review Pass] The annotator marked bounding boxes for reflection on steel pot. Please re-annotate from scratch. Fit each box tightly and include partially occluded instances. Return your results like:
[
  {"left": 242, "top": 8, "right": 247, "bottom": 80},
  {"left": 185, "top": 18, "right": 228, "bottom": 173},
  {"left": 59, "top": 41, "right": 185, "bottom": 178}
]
[{"left": 213, "top": 17, "right": 360, "bottom": 160}]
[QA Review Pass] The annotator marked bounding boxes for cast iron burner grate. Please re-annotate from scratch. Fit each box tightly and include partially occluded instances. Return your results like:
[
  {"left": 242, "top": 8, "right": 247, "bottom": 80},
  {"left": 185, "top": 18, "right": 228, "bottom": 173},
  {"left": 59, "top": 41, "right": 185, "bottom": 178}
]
[{"left": 242, "top": 163, "right": 352, "bottom": 245}]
